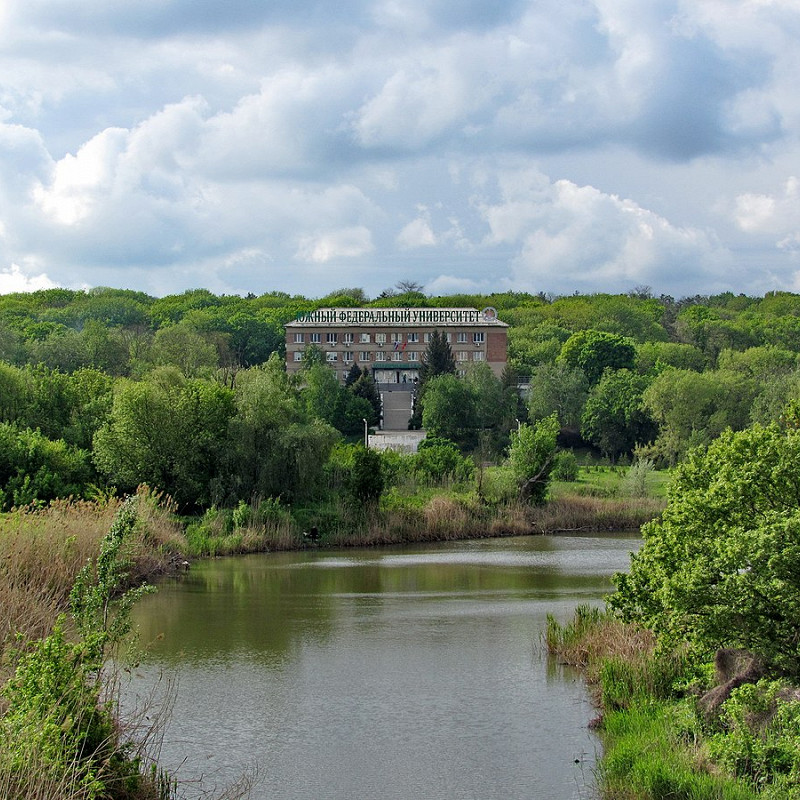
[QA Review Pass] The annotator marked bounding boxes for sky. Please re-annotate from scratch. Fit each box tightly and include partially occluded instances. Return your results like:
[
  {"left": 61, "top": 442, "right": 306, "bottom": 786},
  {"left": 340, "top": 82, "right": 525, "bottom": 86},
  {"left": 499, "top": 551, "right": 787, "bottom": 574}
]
[{"left": 0, "top": 0, "right": 799, "bottom": 300}]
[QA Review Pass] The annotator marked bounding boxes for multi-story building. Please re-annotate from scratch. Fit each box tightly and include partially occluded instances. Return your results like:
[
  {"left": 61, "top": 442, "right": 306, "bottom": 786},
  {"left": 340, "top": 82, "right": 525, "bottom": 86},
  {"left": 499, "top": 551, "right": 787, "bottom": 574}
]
[{"left": 285, "top": 307, "right": 508, "bottom": 384}]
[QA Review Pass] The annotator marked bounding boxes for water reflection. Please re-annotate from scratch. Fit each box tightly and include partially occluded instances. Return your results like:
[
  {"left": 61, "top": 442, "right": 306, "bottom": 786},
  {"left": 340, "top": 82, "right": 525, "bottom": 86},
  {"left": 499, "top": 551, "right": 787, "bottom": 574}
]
[{"left": 123, "top": 533, "right": 639, "bottom": 799}]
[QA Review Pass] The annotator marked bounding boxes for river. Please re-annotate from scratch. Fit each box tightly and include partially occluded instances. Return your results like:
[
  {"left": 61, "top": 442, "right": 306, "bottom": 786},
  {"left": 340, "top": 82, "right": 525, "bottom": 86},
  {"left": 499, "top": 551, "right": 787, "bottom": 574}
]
[{"left": 121, "top": 532, "right": 639, "bottom": 799}]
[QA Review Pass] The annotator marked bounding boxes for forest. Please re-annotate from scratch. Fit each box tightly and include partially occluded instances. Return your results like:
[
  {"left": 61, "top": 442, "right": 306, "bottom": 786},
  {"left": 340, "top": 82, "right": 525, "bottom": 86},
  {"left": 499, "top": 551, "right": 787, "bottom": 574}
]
[{"left": 2, "top": 284, "right": 800, "bottom": 515}]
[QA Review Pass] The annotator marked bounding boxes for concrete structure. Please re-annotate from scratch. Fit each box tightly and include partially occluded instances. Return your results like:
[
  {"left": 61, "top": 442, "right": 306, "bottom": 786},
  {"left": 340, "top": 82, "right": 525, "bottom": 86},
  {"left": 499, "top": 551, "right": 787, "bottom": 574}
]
[{"left": 285, "top": 306, "right": 509, "bottom": 385}]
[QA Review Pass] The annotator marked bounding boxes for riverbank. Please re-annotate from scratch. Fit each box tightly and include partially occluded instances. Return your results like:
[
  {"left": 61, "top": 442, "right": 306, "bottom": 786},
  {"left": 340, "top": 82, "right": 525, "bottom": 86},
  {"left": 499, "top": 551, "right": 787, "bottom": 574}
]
[
  {"left": 0, "top": 481, "right": 663, "bottom": 800},
  {"left": 182, "top": 484, "right": 664, "bottom": 557},
  {"left": 546, "top": 606, "right": 799, "bottom": 799}
]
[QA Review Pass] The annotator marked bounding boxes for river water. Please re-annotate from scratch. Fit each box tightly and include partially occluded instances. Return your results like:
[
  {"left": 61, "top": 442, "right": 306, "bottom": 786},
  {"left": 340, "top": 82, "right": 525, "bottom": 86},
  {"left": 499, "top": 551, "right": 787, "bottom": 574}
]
[{"left": 122, "top": 533, "right": 638, "bottom": 800}]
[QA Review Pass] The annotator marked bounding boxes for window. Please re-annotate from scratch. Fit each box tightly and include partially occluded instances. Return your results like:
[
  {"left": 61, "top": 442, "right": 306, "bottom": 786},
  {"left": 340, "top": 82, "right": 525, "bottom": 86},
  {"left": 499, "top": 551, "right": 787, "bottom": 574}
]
[
  {"left": 360, "top": 333, "right": 371, "bottom": 343},
  {"left": 457, "top": 351, "right": 469, "bottom": 362},
  {"left": 376, "top": 351, "right": 387, "bottom": 361},
  {"left": 473, "top": 332, "right": 485, "bottom": 344},
  {"left": 407, "top": 332, "right": 419, "bottom": 343},
  {"left": 472, "top": 351, "right": 485, "bottom": 361},
  {"left": 343, "top": 351, "right": 354, "bottom": 362},
  {"left": 392, "top": 351, "right": 402, "bottom": 361},
  {"left": 343, "top": 332, "right": 354, "bottom": 345},
  {"left": 423, "top": 333, "right": 432, "bottom": 343},
  {"left": 294, "top": 332, "right": 304, "bottom": 343},
  {"left": 375, "top": 333, "right": 387, "bottom": 344},
  {"left": 457, "top": 332, "right": 468, "bottom": 343},
  {"left": 445, "top": 333, "right": 452, "bottom": 343},
  {"left": 293, "top": 351, "right": 303, "bottom": 362},
  {"left": 310, "top": 333, "right": 321, "bottom": 343},
  {"left": 391, "top": 332, "right": 403, "bottom": 343},
  {"left": 326, "top": 351, "right": 338, "bottom": 362},
  {"left": 326, "top": 333, "right": 338, "bottom": 345},
  {"left": 408, "top": 351, "right": 419, "bottom": 362},
  {"left": 359, "top": 351, "right": 371, "bottom": 362}
]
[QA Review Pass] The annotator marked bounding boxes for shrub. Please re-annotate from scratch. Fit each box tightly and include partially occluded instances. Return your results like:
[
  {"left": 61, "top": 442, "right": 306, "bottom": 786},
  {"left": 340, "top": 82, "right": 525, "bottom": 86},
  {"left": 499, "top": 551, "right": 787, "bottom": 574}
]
[{"left": 551, "top": 449, "right": 578, "bottom": 481}]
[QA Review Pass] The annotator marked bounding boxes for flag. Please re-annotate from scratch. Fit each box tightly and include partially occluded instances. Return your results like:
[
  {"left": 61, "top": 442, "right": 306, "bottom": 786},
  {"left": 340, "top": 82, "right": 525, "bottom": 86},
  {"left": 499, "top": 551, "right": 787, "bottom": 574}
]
[
  {"left": 394, "top": 340, "right": 399, "bottom": 350},
  {"left": 401, "top": 340, "right": 407, "bottom": 351}
]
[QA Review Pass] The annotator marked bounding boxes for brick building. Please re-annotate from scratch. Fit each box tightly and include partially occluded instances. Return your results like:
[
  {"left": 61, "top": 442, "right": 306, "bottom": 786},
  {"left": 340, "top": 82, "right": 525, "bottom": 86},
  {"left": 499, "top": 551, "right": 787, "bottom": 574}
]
[{"left": 285, "top": 307, "right": 508, "bottom": 385}]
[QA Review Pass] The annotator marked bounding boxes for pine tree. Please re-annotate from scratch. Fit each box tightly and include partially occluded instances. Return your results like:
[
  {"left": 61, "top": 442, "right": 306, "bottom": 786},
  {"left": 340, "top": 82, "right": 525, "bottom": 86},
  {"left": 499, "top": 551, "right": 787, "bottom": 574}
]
[{"left": 411, "top": 330, "right": 456, "bottom": 428}]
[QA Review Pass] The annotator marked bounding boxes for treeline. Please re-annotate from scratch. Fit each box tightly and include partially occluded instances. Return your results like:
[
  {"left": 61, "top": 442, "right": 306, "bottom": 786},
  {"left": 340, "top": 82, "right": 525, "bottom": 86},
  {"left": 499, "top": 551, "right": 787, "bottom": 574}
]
[{"left": 4, "top": 285, "right": 800, "bottom": 510}]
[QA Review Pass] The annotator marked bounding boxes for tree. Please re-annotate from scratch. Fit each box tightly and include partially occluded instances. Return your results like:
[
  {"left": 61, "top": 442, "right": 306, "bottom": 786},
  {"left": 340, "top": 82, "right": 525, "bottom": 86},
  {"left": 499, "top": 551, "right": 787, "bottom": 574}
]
[
  {"left": 411, "top": 330, "right": 456, "bottom": 428},
  {"left": 419, "top": 330, "right": 456, "bottom": 383},
  {"left": 93, "top": 376, "right": 235, "bottom": 508},
  {"left": 0, "top": 423, "right": 93, "bottom": 510},
  {"left": 421, "top": 374, "right": 478, "bottom": 450},
  {"left": 557, "top": 330, "right": 636, "bottom": 385},
  {"left": 508, "top": 415, "right": 560, "bottom": 505},
  {"left": 527, "top": 363, "right": 588, "bottom": 430},
  {"left": 581, "top": 369, "right": 657, "bottom": 461},
  {"left": 643, "top": 368, "right": 757, "bottom": 465},
  {"left": 610, "top": 424, "right": 800, "bottom": 678},
  {"left": 349, "top": 446, "right": 384, "bottom": 504}
]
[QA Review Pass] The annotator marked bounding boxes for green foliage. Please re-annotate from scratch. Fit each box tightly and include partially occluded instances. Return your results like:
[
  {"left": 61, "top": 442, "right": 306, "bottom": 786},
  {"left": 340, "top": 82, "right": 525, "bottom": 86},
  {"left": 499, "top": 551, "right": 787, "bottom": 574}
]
[
  {"left": 0, "top": 496, "right": 162, "bottom": 798},
  {"left": 0, "top": 423, "right": 93, "bottom": 511},
  {"left": 581, "top": 369, "right": 657, "bottom": 461},
  {"left": 643, "top": 368, "right": 757, "bottom": 465},
  {"left": 508, "top": 414, "right": 559, "bottom": 504},
  {"left": 349, "top": 447, "right": 384, "bottom": 505},
  {"left": 526, "top": 362, "right": 588, "bottom": 429},
  {"left": 551, "top": 449, "right": 579, "bottom": 481},
  {"left": 558, "top": 329, "right": 636, "bottom": 385},
  {"left": 414, "top": 437, "right": 474, "bottom": 483},
  {"left": 708, "top": 679, "right": 800, "bottom": 794},
  {"left": 421, "top": 374, "right": 478, "bottom": 449},
  {"left": 610, "top": 424, "right": 800, "bottom": 678}
]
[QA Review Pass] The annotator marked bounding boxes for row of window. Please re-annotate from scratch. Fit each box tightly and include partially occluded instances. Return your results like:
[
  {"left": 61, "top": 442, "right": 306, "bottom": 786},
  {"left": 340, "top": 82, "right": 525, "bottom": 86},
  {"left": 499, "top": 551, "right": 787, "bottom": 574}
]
[
  {"left": 292, "top": 331, "right": 485, "bottom": 345},
  {"left": 292, "top": 350, "right": 485, "bottom": 364}
]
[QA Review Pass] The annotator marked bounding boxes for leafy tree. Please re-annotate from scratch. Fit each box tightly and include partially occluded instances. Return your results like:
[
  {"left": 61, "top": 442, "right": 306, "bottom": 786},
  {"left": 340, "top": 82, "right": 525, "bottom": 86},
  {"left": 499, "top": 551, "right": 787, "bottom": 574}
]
[
  {"left": 349, "top": 446, "right": 384, "bottom": 504},
  {"left": 581, "top": 369, "right": 657, "bottom": 461},
  {"left": 508, "top": 414, "right": 560, "bottom": 505},
  {"left": 93, "top": 376, "right": 235, "bottom": 508},
  {"left": 557, "top": 329, "right": 636, "bottom": 384},
  {"left": 527, "top": 362, "right": 589, "bottom": 430},
  {"left": 149, "top": 322, "right": 219, "bottom": 377},
  {"left": 414, "top": 436, "right": 474, "bottom": 483},
  {"left": 0, "top": 423, "right": 93, "bottom": 510},
  {"left": 226, "top": 357, "right": 339, "bottom": 503},
  {"left": 350, "top": 371, "right": 381, "bottom": 426},
  {"left": 610, "top": 424, "right": 800, "bottom": 678},
  {"left": 411, "top": 330, "right": 456, "bottom": 428},
  {"left": 421, "top": 374, "right": 478, "bottom": 450},
  {"left": 643, "top": 368, "right": 757, "bottom": 465}
]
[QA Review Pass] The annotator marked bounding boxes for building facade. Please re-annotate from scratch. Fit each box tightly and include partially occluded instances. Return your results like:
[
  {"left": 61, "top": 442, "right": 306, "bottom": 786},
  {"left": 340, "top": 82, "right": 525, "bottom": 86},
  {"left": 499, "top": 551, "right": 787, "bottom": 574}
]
[{"left": 285, "top": 307, "right": 508, "bottom": 384}]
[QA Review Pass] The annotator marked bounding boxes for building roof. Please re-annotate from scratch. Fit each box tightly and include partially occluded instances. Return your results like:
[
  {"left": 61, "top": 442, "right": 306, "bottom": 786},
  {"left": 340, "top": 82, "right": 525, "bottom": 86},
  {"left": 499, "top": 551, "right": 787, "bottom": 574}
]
[{"left": 285, "top": 307, "right": 508, "bottom": 328}]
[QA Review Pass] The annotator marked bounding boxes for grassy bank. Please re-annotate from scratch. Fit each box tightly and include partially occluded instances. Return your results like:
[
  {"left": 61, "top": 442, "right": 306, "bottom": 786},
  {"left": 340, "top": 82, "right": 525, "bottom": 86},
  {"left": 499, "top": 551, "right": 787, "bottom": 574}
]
[
  {"left": 547, "top": 606, "right": 800, "bottom": 799},
  {"left": 181, "top": 463, "right": 666, "bottom": 557}
]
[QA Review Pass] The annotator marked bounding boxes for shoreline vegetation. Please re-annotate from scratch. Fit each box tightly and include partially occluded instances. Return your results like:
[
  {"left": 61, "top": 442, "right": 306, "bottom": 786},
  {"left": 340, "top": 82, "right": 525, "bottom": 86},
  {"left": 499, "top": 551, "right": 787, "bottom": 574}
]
[{"left": 0, "top": 467, "right": 664, "bottom": 800}]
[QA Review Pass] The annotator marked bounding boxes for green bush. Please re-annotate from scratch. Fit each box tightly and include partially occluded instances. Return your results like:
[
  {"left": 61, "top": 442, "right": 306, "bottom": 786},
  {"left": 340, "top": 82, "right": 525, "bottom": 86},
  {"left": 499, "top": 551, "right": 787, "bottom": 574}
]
[
  {"left": 709, "top": 680, "right": 800, "bottom": 793},
  {"left": 551, "top": 449, "right": 578, "bottom": 481}
]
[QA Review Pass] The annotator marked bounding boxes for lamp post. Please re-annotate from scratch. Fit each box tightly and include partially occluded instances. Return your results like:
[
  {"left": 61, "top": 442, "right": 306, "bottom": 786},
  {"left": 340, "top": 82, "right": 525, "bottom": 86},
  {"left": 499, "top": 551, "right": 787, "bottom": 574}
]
[{"left": 363, "top": 418, "right": 369, "bottom": 449}]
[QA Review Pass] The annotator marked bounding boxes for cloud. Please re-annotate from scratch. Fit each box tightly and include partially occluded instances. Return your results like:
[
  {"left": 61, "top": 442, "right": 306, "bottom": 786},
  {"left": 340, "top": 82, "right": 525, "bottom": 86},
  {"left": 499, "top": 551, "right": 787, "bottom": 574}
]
[
  {"left": 295, "top": 226, "right": 374, "bottom": 263},
  {"left": 396, "top": 214, "right": 436, "bottom": 249},
  {"left": 735, "top": 177, "right": 800, "bottom": 235},
  {"left": 0, "top": 0, "right": 797, "bottom": 298},
  {"left": 479, "top": 167, "right": 730, "bottom": 295},
  {"left": 0, "top": 263, "right": 57, "bottom": 294}
]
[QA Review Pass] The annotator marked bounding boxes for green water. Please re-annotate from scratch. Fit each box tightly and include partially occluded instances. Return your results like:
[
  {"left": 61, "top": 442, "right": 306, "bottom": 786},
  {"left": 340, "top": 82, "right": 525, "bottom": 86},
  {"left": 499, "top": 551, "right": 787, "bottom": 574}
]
[{"left": 122, "top": 533, "right": 638, "bottom": 799}]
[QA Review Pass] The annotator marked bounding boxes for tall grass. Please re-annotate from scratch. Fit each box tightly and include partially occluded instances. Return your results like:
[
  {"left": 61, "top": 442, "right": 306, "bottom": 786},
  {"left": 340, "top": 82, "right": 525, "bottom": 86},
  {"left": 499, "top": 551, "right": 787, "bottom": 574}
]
[
  {"left": 0, "top": 488, "right": 183, "bottom": 675},
  {"left": 547, "top": 606, "right": 766, "bottom": 800}
]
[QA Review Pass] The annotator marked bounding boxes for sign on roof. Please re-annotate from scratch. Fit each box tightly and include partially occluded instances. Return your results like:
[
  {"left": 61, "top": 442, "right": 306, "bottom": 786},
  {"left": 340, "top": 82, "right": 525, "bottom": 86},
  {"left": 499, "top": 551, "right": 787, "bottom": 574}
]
[{"left": 291, "top": 307, "right": 504, "bottom": 325}]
